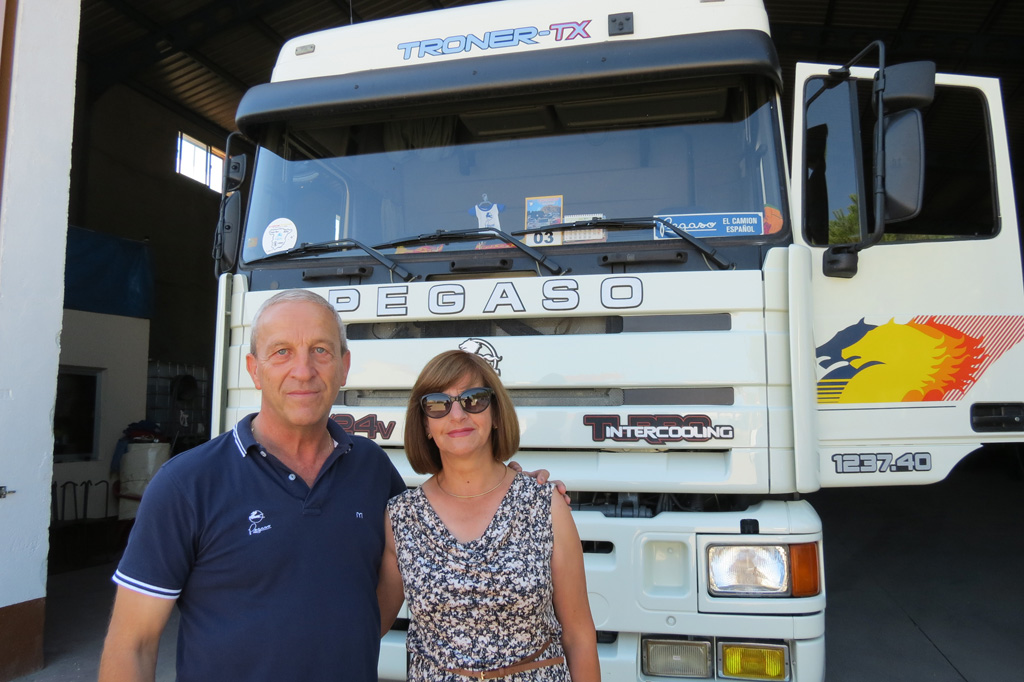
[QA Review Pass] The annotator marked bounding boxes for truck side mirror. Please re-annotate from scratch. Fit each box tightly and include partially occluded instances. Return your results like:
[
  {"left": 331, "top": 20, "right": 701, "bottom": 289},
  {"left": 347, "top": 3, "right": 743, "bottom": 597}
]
[
  {"left": 880, "top": 61, "right": 936, "bottom": 113},
  {"left": 882, "top": 109, "right": 925, "bottom": 222},
  {"left": 224, "top": 154, "right": 247, "bottom": 193},
  {"left": 213, "top": 191, "right": 242, "bottom": 277},
  {"left": 213, "top": 134, "right": 252, "bottom": 278}
]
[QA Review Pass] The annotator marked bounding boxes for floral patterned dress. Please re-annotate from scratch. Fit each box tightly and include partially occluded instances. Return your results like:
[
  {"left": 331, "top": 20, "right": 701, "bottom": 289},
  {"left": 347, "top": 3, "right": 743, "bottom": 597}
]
[{"left": 387, "top": 473, "right": 571, "bottom": 681}]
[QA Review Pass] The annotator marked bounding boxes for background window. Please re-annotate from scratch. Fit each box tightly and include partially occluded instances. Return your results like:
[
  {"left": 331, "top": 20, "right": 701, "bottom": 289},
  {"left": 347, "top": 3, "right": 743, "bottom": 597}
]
[
  {"left": 53, "top": 366, "right": 102, "bottom": 461},
  {"left": 176, "top": 131, "right": 224, "bottom": 192}
]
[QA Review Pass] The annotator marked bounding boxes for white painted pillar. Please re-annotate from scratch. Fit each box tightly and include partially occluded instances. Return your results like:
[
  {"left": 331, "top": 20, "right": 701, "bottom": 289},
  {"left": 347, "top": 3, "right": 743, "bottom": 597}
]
[{"left": 0, "top": 0, "right": 80, "bottom": 670}]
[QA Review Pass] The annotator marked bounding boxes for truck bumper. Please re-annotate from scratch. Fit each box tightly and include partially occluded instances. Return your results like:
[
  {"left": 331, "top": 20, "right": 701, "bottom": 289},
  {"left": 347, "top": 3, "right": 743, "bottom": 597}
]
[{"left": 380, "top": 628, "right": 825, "bottom": 681}]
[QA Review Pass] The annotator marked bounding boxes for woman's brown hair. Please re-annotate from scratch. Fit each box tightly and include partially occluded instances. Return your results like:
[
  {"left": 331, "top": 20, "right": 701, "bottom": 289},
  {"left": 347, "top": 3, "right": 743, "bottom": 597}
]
[{"left": 403, "top": 350, "right": 519, "bottom": 474}]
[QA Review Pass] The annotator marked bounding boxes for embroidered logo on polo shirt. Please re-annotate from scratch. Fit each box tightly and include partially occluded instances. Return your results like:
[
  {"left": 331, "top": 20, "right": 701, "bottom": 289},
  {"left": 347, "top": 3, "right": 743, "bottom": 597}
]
[{"left": 248, "top": 510, "right": 272, "bottom": 535}]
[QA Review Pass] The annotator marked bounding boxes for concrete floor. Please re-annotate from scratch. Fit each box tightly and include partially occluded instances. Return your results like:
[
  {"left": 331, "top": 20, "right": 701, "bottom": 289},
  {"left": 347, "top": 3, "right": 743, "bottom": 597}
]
[
  {"left": 15, "top": 450, "right": 1023, "bottom": 681},
  {"left": 806, "top": 450, "right": 1024, "bottom": 681},
  {"left": 15, "top": 563, "right": 178, "bottom": 682}
]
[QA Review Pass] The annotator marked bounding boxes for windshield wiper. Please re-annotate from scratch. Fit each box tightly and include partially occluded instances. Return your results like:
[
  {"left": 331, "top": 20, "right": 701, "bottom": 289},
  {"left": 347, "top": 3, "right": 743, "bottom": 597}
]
[
  {"left": 247, "top": 239, "right": 417, "bottom": 281},
  {"left": 374, "top": 228, "right": 567, "bottom": 275},
  {"left": 513, "top": 217, "right": 735, "bottom": 270}
]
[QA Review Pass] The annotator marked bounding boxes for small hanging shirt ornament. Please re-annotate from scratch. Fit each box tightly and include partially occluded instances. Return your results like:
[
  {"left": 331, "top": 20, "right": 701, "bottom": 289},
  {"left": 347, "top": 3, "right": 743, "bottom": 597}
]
[{"left": 470, "top": 193, "right": 505, "bottom": 230}]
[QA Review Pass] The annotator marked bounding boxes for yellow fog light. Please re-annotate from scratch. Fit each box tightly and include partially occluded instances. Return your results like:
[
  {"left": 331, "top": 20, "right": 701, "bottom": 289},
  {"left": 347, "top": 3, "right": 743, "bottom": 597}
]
[
  {"left": 718, "top": 642, "right": 789, "bottom": 680},
  {"left": 642, "top": 638, "right": 712, "bottom": 678}
]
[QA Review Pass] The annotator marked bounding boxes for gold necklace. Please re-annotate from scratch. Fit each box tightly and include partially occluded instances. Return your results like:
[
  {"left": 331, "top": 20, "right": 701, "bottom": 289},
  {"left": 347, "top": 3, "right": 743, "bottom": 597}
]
[{"left": 436, "top": 466, "right": 509, "bottom": 499}]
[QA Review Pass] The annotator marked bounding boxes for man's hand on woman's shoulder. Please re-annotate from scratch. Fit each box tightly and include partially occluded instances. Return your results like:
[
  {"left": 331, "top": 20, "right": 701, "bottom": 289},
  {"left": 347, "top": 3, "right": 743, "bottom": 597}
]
[{"left": 508, "top": 461, "right": 571, "bottom": 505}]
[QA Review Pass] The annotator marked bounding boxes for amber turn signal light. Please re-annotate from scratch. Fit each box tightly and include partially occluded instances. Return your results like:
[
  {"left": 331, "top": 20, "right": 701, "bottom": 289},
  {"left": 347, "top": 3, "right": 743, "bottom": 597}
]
[{"left": 789, "top": 542, "right": 820, "bottom": 597}]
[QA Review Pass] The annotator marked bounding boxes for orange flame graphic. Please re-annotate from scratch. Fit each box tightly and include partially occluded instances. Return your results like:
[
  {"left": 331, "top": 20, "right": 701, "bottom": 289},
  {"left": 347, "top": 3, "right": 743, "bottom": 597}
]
[{"left": 899, "top": 318, "right": 984, "bottom": 401}]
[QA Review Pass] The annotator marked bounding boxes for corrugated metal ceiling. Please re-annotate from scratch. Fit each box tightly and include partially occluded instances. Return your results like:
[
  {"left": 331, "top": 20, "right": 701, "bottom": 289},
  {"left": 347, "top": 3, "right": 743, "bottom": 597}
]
[{"left": 78, "top": 0, "right": 1022, "bottom": 163}]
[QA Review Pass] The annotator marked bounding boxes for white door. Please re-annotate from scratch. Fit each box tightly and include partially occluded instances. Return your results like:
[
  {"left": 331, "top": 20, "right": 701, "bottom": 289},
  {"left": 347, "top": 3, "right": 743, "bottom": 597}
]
[{"left": 791, "top": 64, "right": 1024, "bottom": 488}]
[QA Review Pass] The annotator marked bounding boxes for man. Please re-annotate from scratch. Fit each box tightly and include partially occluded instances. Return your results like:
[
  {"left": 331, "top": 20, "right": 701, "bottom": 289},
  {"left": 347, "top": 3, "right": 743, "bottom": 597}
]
[{"left": 99, "top": 290, "right": 405, "bottom": 681}]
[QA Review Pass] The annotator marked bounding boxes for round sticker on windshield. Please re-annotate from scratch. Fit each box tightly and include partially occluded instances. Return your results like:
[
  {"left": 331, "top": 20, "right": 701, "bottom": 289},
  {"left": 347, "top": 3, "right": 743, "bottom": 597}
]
[{"left": 263, "top": 218, "right": 297, "bottom": 254}]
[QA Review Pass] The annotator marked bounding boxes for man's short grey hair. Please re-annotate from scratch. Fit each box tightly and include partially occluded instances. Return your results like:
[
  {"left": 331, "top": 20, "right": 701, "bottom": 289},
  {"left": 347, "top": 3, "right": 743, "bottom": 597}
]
[{"left": 250, "top": 290, "right": 347, "bottom": 357}]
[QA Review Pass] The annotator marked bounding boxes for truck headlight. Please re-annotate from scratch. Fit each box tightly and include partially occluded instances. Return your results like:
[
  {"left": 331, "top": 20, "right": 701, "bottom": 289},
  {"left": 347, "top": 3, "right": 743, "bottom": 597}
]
[
  {"left": 707, "top": 543, "right": 820, "bottom": 597},
  {"left": 708, "top": 545, "right": 788, "bottom": 596}
]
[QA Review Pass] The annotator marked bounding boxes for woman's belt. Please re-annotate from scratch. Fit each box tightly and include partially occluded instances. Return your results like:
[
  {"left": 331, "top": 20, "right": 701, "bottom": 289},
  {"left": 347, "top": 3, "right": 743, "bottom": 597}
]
[{"left": 445, "top": 638, "right": 564, "bottom": 680}]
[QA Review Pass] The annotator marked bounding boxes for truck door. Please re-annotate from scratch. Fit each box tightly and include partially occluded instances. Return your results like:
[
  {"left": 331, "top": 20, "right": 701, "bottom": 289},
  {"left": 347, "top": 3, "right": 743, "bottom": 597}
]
[{"left": 791, "top": 64, "right": 1024, "bottom": 488}]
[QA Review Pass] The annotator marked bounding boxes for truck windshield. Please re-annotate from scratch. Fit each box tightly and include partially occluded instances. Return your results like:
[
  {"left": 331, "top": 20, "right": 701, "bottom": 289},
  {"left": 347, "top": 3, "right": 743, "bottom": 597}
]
[{"left": 241, "top": 76, "right": 787, "bottom": 266}]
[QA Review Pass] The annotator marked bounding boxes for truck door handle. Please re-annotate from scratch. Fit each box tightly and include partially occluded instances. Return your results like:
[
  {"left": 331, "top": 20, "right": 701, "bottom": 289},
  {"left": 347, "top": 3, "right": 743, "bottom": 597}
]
[{"left": 971, "top": 403, "right": 1024, "bottom": 432}]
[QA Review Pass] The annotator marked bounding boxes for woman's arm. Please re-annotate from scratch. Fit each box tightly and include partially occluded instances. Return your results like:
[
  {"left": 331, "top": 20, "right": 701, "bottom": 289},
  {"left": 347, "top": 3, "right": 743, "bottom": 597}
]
[
  {"left": 377, "top": 514, "right": 404, "bottom": 638},
  {"left": 550, "top": 491, "right": 600, "bottom": 681}
]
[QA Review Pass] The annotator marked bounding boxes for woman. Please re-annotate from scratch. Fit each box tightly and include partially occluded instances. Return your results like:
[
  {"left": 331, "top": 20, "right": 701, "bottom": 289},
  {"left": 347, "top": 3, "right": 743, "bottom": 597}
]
[{"left": 379, "top": 350, "right": 599, "bottom": 681}]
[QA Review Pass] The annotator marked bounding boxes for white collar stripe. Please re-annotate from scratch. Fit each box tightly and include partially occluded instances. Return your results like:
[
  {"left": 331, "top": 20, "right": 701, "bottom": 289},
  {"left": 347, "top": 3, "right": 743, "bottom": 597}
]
[{"left": 232, "top": 424, "right": 247, "bottom": 457}]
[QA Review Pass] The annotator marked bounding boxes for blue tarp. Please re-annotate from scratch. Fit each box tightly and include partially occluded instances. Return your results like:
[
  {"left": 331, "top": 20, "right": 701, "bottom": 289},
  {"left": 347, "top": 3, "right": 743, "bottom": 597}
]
[{"left": 64, "top": 226, "right": 154, "bottom": 319}]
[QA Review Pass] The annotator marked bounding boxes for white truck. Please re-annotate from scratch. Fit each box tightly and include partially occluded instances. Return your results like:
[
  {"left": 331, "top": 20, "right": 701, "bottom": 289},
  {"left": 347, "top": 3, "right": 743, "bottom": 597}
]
[{"left": 210, "top": 0, "right": 1024, "bottom": 679}]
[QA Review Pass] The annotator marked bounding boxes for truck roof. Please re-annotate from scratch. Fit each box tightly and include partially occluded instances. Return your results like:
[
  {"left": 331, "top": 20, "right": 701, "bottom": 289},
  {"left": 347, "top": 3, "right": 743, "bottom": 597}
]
[{"left": 271, "top": 0, "right": 772, "bottom": 83}]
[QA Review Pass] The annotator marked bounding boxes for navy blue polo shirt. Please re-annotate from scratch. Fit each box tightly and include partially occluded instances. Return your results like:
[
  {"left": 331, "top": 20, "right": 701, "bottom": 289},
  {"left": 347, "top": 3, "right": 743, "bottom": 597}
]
[{"left": 114, "top": 414, "right": 406, "bottom": 682}]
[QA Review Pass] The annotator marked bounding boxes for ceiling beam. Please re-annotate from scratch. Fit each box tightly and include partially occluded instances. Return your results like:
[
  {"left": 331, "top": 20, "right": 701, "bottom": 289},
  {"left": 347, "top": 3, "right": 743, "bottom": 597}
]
[
  {"left": 127, "top": 79, "right": 230, "bottom": 143},
  {"left": 954, "top": 0, "right": 1010, "bottom": 72},
  {"left": 86, "top": 0, "right": 295, "bottom": 96},
  {"left": 770, "top": 22, "right": 1022, "bottom": 70},
  {"left": 325, "top": 0, "right": 364, "bottom": 25},
  {"left": 249, "top": 16, "right": 285, "bottom": 46}
]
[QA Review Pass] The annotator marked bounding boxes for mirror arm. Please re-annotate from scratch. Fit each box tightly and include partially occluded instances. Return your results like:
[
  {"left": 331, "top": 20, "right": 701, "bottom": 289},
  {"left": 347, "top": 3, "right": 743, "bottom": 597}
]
[
  {"left": 827, "top": 40, "right": 884, "bottom": 79},
  {"left": 864, "top": 41, "right": 888, "bottom": 251}
]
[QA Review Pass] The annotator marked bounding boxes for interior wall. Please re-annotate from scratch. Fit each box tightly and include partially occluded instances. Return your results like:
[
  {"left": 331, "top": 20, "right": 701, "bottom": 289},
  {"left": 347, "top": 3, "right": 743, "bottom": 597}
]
[
  {"left": 77, "top": 83, "right": 223, "bottom": 368},
  {"left": 51, "top": 309, "right": 149, "bottom": 522}
]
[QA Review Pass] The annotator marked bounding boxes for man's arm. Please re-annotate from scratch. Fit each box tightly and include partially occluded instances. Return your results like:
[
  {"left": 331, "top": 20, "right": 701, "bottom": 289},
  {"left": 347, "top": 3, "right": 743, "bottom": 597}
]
[{"left": 98, "top": 586, "right": 176, "bottom": 682}]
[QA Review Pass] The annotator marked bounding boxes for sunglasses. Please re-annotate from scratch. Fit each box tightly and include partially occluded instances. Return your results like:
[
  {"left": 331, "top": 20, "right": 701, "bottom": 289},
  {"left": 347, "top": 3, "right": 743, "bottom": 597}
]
[{"left": 419, "top": 387, "right": 494, "bottom": 419}]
